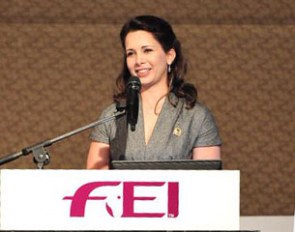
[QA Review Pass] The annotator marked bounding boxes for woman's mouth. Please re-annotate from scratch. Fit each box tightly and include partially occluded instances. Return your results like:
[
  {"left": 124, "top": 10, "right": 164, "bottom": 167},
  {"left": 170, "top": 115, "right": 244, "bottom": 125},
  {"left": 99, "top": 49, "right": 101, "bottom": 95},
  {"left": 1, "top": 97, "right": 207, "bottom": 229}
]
[{"left": 136, "top": 68, "right": 151, "bottom": 77}]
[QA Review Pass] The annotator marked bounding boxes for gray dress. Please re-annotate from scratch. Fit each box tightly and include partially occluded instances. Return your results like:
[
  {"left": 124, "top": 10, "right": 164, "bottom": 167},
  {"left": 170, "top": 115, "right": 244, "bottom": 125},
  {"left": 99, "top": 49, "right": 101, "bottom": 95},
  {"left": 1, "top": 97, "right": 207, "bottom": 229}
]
[{"left": 90, "top": 94, "right": 221, "bottom": 161}]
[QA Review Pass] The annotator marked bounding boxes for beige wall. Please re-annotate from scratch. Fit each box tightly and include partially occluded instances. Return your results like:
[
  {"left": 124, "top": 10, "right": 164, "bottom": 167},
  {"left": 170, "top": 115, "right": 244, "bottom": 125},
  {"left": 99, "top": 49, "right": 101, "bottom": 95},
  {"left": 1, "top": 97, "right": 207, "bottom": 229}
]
[{"left": 0, "top": 0, "right": 294, "bottom": 216}]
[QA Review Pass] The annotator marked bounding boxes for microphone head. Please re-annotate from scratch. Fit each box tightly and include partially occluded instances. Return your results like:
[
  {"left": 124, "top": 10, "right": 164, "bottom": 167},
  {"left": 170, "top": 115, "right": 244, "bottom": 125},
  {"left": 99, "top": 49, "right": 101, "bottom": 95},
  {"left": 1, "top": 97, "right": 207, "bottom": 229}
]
[
  {"left": 126, "top": 76, "right": 141, "bottom": 131},
  {"left": 127, "top": 76, "right": 141, "bottom": 91}
]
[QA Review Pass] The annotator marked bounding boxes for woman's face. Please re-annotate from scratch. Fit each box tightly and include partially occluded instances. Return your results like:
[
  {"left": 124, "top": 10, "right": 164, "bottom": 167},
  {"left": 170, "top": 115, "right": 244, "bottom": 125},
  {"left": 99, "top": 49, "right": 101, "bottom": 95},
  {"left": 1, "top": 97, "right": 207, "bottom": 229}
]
[{"left": 124, "top": 30, "right": 175, "bottom": 91}]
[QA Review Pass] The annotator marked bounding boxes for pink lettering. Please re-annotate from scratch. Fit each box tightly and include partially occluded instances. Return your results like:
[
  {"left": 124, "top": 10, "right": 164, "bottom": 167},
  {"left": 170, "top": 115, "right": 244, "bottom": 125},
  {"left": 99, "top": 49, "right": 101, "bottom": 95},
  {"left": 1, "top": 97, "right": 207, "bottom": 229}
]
[
  {"left": 64, "top": 181, "right": 179, "bottom": 218},
  {"left": 63, "top": 181, "right": 120, "bottom": 217},
  {"left": 167, "top": 182, "right": 179, "bottom": 217},
  {"left": 122, "top": 182, "right": 165, "bottom": 218}
]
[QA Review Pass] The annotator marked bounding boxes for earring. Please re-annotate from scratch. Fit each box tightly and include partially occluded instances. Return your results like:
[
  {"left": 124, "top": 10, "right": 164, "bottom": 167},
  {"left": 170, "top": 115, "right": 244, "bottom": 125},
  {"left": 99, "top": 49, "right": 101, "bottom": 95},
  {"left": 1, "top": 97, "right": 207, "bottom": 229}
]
[{"left": 168, "top": 64, "right": 171, "bottom": 73}]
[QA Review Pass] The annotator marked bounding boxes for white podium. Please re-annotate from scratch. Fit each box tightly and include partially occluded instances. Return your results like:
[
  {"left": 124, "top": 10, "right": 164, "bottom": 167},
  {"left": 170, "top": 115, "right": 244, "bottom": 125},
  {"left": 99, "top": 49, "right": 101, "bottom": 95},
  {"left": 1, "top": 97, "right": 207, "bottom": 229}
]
[{"left": 0, "top": 169, "right": 239, "bottom": 231}]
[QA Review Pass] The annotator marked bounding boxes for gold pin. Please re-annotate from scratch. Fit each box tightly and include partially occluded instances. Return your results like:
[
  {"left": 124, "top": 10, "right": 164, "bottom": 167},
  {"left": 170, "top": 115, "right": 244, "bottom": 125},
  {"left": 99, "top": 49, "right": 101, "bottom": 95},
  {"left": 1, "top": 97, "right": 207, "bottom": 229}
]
[{"left": 173, "top": 127, "right": 182, "bottom": 136}]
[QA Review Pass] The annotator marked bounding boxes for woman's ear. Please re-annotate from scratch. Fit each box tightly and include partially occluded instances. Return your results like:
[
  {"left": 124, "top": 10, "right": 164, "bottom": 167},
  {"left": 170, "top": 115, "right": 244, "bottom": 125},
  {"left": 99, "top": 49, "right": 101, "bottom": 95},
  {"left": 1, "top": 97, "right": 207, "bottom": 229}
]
[{"left": 166, "top": 48, "right": 176, "bottom": 65}]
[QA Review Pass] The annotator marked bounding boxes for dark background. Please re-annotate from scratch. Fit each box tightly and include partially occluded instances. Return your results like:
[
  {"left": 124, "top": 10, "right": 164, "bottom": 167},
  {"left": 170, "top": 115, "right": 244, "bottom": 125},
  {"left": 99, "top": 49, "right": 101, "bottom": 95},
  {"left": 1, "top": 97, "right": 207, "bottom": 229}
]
[{"left": 0, "top": 0, "right": 294, "bottom": 215}]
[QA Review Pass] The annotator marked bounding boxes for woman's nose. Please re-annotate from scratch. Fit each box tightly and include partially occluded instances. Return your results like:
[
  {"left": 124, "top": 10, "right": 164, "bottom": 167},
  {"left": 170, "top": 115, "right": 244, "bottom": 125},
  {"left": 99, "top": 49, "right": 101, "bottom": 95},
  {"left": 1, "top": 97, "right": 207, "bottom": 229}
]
[{"left": 135, "top": 53, "right": 145, "bottom": 64}]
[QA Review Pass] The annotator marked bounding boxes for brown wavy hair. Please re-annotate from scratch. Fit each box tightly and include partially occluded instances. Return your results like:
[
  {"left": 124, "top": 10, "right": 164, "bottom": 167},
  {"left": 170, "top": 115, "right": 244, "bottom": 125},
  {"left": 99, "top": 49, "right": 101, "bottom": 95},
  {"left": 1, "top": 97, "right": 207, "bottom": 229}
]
[{"left": 114, "top": 15, "right": 197, "bottom": 109}]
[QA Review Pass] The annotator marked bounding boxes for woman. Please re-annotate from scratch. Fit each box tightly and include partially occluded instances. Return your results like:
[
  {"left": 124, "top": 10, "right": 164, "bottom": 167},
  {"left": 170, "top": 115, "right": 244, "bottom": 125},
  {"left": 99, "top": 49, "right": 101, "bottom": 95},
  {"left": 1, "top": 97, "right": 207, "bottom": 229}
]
[{"left": 87, "top": 15, "right": 221, "bottom": 169}]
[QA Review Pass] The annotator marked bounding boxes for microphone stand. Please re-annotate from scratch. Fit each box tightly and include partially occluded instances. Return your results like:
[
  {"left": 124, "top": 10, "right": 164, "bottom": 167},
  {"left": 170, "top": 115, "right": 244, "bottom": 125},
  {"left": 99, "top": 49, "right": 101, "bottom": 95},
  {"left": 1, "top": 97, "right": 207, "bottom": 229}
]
[{"left": 0, "top": 110, "right": 126, "bottom": 169}]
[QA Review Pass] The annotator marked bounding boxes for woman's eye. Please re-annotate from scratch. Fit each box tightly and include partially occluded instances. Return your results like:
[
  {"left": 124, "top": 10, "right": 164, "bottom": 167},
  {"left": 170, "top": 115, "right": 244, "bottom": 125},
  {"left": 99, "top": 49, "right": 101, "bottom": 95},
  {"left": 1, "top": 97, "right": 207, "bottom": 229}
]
[
  {"left": 126, "top": 51, "right": 134, "bottom": 57},
  {"left": 144, "top": 48, "right": 153, "bottom": 53}
]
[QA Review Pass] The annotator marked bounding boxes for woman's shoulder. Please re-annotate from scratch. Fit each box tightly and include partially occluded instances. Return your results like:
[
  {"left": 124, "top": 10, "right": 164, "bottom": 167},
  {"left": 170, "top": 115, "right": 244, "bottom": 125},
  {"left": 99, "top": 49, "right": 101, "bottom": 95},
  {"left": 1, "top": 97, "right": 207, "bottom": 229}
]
[
  {"left": 178, "top": 99, "right": 218, "bottom": 126},
  {"left": 168, "top": 93, "right": 211, "bottom": 117},
  {"left": 99, "top": 103, "right": 118, "bottom": 118},
  {"left": 181, "top": 99, "right": 211, "bottom": 115}
]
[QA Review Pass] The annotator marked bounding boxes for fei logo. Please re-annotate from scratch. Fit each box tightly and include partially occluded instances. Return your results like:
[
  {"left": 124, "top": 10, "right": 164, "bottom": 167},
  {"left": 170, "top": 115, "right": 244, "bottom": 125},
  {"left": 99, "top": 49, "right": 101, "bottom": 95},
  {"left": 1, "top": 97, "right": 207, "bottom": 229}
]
[{"left": 63, "top": 181, "right": 179, "bottom": 218}]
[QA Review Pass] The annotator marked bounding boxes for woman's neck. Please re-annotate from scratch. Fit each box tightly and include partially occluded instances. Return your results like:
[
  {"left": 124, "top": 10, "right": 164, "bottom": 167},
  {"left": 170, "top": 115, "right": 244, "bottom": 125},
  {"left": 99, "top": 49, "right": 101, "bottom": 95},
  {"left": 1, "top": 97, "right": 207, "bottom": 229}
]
[
  {"left": 141, "top": 84, "right": 169, "bottom": 101},
  {"left": 140, "top": 85, "right": 169, "bottom": 115}
]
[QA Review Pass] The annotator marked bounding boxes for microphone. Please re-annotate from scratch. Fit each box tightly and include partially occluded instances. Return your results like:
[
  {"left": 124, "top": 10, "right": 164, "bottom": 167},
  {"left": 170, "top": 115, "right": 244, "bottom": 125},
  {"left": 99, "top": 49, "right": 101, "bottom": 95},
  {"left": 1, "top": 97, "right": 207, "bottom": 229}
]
[{"left": 126, "top": 76, "right": 141, "bottom": 131}]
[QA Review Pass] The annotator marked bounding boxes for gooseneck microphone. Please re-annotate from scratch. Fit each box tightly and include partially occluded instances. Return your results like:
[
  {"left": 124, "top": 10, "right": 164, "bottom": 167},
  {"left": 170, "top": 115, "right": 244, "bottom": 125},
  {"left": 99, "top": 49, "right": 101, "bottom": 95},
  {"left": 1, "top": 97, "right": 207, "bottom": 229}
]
[{"left": 126, "top": 76, "right": 141, "bottom": 131}]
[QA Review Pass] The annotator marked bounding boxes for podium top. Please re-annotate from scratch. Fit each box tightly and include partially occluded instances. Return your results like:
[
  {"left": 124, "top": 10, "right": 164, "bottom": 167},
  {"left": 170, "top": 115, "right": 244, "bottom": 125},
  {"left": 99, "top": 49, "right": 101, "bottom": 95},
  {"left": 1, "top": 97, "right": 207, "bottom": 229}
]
[{"left": 111, "top": 160, "right": 222, "bottom": 170}]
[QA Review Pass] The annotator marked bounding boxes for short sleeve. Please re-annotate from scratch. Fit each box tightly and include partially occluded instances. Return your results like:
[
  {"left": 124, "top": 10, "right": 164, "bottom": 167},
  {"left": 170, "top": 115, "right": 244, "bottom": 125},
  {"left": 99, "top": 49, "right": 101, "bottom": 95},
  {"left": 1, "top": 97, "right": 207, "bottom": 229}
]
[
  {"left": 89, "top": 104, "right": 117, "bottom": 144},
  {"left": 194, "top": 108, "right": 222, "bottom": 147}
]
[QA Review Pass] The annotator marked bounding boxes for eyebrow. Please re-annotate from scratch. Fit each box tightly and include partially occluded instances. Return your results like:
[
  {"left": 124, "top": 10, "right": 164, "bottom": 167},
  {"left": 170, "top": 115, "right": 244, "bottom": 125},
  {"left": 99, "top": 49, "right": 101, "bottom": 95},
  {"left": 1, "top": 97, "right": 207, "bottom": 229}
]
[{"left": 126, "top": 45, "right": 155, "bottom": 52}]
